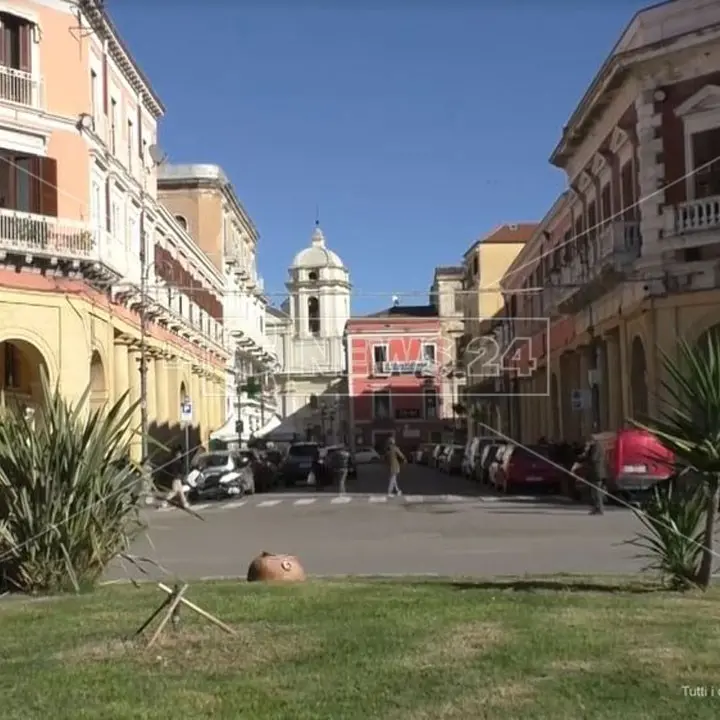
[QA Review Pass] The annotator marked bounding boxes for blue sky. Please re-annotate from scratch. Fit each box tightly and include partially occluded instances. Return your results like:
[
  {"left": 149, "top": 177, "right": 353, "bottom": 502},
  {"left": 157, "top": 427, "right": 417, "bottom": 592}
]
[{"left": 111, "top": 1, "right": 649, "bottom": 315}]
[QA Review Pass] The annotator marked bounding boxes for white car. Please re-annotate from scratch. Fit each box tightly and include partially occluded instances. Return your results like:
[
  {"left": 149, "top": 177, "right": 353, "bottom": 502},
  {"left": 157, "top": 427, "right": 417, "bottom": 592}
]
[{"left": 354, "top": 447, "right": 381, "bottom": 464}]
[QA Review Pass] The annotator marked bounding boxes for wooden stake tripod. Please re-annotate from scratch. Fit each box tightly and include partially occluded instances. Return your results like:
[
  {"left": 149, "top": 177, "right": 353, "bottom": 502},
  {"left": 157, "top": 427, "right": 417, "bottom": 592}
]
[{"left": 134, "top": 581, "right": 236, "bottom": 648}]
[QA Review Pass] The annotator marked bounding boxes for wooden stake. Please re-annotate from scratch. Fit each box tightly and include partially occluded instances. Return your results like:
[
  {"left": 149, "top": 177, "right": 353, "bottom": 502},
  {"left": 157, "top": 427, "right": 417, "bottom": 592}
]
[
  {"left": 146, "top": 583, "right": 188, "bottom": 648},
  {"left": 158, "top": 582, "right": 236, "bottom": 635}
]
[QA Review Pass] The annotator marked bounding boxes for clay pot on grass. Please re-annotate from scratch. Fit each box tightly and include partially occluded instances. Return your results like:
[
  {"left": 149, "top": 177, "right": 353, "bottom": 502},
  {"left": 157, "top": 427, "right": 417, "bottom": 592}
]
[{"left": 247, "top": 551, "right": 306, "bottom": 583}]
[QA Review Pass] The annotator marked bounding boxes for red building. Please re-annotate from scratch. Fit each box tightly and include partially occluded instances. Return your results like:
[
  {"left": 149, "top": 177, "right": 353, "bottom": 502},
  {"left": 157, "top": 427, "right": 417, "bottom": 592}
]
[{"left": 346, "top": 305, "right": 447, "bottom": 452}]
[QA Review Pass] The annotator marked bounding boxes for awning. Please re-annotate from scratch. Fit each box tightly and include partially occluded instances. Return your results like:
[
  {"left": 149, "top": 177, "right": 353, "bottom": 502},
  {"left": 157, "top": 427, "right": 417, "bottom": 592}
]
[
  {"left": 259, "top": 415, "right": 303, "bottom": 442},
  {"left": 210, "top": 413, "right": 238, "bottom": 443},
  {"left": 253, "top": 414, "right": 282, "bottom": 439}
]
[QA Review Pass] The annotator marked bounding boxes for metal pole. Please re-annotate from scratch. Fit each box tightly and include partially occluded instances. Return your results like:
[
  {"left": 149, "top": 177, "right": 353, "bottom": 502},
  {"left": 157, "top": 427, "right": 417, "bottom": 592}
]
[
  {"left": 588, "top": 306, "right": 601, "bottom": 433},
  {"left": 184, "top": 423, "right": 190, "bottom": 475}
]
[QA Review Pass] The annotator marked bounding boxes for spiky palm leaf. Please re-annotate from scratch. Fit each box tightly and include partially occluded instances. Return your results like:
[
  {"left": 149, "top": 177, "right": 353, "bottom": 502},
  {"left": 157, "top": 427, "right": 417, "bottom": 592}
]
[
  {"left": 631, "top": 331, "right": 720, "bottom": 589},
  {"left": 0, "top": 375, "right": 146, "bottom": 593}
]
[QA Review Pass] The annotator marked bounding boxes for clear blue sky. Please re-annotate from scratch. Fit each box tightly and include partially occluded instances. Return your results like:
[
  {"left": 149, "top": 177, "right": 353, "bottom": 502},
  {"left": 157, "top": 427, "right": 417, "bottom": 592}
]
[{"left": 111, "top": 1, "right": 649, "bottom": 315}]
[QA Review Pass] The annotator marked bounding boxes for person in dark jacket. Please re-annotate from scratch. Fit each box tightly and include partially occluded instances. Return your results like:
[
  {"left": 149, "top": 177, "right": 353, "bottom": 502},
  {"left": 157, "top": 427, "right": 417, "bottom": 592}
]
[
  {"left": 571, "top": 435, "right": 608, "bottom": 515},
  {"left": 327, "top": 447, "right": 351, "bottom": 494},
  {"left": 164, "top": 445, "right": 189, "bottom": 509}
]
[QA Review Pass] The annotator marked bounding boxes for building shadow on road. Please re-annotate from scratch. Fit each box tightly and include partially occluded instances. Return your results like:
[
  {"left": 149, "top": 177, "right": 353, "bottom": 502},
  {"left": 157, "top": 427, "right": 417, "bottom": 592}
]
[{"left": 411, "top": 578, "right": 661, "bottom": 594}]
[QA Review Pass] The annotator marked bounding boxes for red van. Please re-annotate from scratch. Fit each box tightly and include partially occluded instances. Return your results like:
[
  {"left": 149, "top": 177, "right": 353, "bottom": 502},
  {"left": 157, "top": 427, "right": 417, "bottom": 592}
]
[
  {"left": 496, "top": 445, "right": 563, "bottom": 494},
  {"left": 571, "top": 428, "right": 673, "bottom": 502}
]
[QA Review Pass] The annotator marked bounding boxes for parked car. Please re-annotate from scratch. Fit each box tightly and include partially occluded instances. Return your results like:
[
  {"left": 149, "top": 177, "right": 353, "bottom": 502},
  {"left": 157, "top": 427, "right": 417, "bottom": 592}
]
[
  {"left": 474, "top": 443, "right": 502, "bottom": 485},
  {"left": 462, "top": 437, "right": 493, "bottom": 479},
  {"left": 419, "top": 444, "right": 435, "bottom": 465},
  {"left": 185, "top": 450, "right": 255, "bottom": 501},
  {"left": 281, "top": 442, "right": 321, "bottom": 486},
  {"left": 568, "top": 428, "right": 674, "bottom": 503},
  {"left": 494, "top": 445, "right": 562, "bottom": 494},
  {"left": 354, "top": 446, "right": 381, "bottom": 464},
  {"left": 440, "top": 444, "right": 465, "bottom": 474}
]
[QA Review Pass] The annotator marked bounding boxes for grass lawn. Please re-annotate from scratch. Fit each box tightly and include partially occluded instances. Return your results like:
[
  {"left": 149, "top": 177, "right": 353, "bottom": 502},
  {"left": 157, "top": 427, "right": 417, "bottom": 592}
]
[{"left": 2, "top": 576, "right": 720, "bottom": 720}]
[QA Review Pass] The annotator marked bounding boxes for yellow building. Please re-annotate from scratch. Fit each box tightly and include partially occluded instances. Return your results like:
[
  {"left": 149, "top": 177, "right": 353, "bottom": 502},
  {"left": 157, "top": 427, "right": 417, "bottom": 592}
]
[
  {"left": 459, "top": 224, "right": 536, "bottom": 436},
  {"left": 0, "top": 0, "right": 228, "bottom": 461},
  {"left": 499, "top": 0, "right": 720, "bottom": 444}
]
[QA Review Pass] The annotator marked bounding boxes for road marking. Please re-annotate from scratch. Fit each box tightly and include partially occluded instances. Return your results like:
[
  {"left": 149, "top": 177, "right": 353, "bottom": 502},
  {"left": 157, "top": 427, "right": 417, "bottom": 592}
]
[
  {"left": 403, "top": 495, "right": 424, "bottom": 503},
  {"left": 294, "top": 498, "right": 317, "bottom": 506},
  {"left": 257, "top": 499, "right": 282, "bottom": 507},
  {"left": 369, "top": 495, "right": 388, "bottom": 503},
  {"left": 330, "top": 496, "right": 352, "bottom": 504},
  {"left": 223, "top": 500, "right": 247, "bottom": 509}
]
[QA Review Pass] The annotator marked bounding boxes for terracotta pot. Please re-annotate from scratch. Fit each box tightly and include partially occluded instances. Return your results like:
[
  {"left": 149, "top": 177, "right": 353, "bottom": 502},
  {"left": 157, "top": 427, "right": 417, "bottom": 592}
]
[{"left": 247, "top": 551, "right": 306, "bottom": 583}]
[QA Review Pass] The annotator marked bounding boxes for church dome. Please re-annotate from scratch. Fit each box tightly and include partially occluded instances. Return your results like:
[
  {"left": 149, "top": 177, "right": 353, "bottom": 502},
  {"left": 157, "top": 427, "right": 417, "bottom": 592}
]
[{"left": 291, "top": 225, "right": 345, "bottom": 270}]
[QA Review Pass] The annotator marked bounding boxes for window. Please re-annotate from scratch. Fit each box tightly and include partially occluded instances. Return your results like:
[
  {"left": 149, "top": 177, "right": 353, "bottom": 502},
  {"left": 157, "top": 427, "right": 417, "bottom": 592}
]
[
  {"left": 127, "top": 118, "right": 134, "bottom": 170},
  {"left": 90, "top": 69, "right": 98, "bottom": 123},
  {"left": 91, "top": 179, "right": 101, "bottom": 229},
  {"left": 110, "top": 98, "right": 117, "bottom": 153},
  {"left": 308, "top": 270, "right": 318, "bottom": 281},
  {"left": 692, "top": 127, "right": 720, "bottom": 198},
  {"left": 421, "top": 343, "right": 436, "bottom": 363},
  {"left": 175, "top": 214, "right": 188, "bottom": 231},
  {"left": 308, "top": 296, "right": 320, "bottom": 335},
  {"left": 3, "top": 342, "right": 18, "bottom": 388},
  {"left": 620, "top": 161, "right": 634, "bottom": 219},
  {"left": 600, "top": 184, "right": 612, "bottom": 224},
  {"left": 0, "top": 152, "right": 58, "bottom": 216},
  {"left": 372, "top": 344, "right": 388, "bottom": 374},
  {"left": 372, "top": 391, "right": 391, "bottom": 419},
  {"left": 472, "top": 255, "right": 479, "bottom": 275},
  {"left": 454, "top": 290, "right": 463, "bottom": 314},
  {"left": 423, "top": 389, "right": 438, "bottom": 419},
  {"left": 0, "top": 14, "right": 32, "bottom": 80}
]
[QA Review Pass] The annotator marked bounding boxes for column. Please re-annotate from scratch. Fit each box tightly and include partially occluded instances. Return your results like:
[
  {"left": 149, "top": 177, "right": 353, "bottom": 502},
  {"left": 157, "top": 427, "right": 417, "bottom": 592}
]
[
  {"left": 166, "top": 354, "right": 179, "bottom": 426},
  {"left": 605, "top": 334, "right": 621, "bottom": 431},
  {"left": 578, "top": 346, "right": 589, "bottom": 438},
  {"left": 146, "top": 354, "right": 157, "bottom": 431},
  {"left": 190, "top": 367, "right": 202, "bottom": 438},
  {"left": 113, "top": 341, "right": 130, "bottom": 412},
  {"left": 155, "top": 355, "right": 169, "bottom": 427},
  {"left": 127, "top": 346, "right": 142, "bottom": 462},
  {"left": 619, "top": 322, "right": 630, "bottom": 425}
]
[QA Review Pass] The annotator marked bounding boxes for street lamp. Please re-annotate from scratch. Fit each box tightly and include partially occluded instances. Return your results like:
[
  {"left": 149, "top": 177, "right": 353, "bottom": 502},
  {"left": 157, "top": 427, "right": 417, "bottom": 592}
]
[{"left": 139, "top": 144, "right": 167, "bottom": 466}]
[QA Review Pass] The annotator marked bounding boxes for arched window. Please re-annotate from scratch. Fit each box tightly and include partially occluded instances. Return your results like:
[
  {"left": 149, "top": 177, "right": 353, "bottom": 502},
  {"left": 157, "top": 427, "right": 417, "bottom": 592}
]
[
  {"left": 308, "top": 296, "right": 320, "bottom": 335},
  {"left": 175, "top": 214, "right": 188, "bottom": 230}
]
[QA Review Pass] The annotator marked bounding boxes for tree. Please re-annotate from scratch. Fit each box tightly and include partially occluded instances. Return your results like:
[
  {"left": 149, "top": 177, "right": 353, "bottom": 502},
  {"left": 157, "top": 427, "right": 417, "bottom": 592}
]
[{"left": 632, "top": 332, "right": 720, "bottom": 589}]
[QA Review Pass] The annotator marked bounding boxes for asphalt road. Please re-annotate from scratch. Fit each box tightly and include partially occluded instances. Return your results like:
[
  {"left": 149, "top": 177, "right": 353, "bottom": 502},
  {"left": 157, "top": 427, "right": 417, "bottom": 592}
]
[{"left": 105, "top": 463, "right": 645, "bottom": 582}]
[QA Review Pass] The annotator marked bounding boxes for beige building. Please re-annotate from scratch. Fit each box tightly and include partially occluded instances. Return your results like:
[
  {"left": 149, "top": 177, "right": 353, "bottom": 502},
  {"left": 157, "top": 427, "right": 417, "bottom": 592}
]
[
  {"left": 459, "top": 224, "right": 535, "bottom": 435},
  {"left": 157, "top": 164, "right": 279, "bottom": 442},
  {"left": 499, "top": 0, "right": 720, "bottom": 445},
  {"left": 429, "top": 266, "right": 465, "bottom": 419},
  {"left": 0, "top": 0, "right": 228, "bottom": 462}
]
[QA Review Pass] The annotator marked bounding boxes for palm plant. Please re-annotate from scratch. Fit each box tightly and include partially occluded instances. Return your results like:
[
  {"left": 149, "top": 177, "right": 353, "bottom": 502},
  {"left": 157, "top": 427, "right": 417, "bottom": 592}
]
[
  {"left": 632, "top": 332, "right": 720, "bottom": 589},
  {"left": 0, "top": 377, "right": 146, "bottom": 594}
]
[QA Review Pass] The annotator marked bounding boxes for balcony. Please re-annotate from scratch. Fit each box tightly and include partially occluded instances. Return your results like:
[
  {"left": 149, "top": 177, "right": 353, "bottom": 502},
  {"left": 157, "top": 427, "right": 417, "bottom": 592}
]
[
  {"left": 0, "top": 208, "right": 95, "bottom": 261},
  {"left": 667, "top": 196, "right": 720, "bottom": 236},
  {"left": 547, "top": 221, "right": 641, "bottom": 314},
  {"left": 0, "top": 65, "right": 41, "bottom": 108}
]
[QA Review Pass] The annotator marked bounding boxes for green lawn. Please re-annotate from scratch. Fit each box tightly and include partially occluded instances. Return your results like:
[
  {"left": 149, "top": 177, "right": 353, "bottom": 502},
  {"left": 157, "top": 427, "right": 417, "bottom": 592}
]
[{"left": 2, "top": 576, "right": 720, "bottom": 719}]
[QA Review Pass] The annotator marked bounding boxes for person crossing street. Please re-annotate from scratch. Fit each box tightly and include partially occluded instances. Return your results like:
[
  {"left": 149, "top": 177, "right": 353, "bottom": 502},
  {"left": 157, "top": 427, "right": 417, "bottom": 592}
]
[
  {"left": 385, "top": 437, "right": 406, "bottom": 496},
  {"left": 571, "top": 434, "right": 608, "bottom": 515}
]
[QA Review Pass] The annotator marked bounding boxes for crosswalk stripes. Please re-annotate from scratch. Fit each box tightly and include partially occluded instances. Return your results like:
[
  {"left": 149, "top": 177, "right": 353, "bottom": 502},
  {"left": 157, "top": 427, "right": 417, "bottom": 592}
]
[{"left": 150, "top": 493, "right": 548, "bottom": 516}]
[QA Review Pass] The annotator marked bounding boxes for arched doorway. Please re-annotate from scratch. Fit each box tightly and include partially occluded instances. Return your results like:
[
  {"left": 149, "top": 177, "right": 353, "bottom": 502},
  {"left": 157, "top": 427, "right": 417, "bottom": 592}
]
[
  {"left": 630, "top": 336, "right": 648, "bottom": 420},
  {"left": 89, "top": 350, "right": 107, "bottom": 413},
  {"left": 0, "top": 339, "right": 49, "bottom": 419},
  {"left": 550, "top": 373, "right": 560, "bottom": 440}
]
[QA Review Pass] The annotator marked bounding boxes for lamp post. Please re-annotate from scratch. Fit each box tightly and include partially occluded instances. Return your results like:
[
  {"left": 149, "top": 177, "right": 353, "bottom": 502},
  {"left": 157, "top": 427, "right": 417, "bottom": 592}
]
[{"left": 139, "top": 144, "right": 167, "bottom": 467}]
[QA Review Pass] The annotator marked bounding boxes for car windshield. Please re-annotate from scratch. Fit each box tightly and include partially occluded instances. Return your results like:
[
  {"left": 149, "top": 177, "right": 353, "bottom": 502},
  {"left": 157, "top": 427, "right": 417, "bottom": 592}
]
[
  {"left": 196, "top": 453, "right": 230, "bottom": 469},
  {"left": 288, "top": 444, "right": 319, "bottom": 458}
]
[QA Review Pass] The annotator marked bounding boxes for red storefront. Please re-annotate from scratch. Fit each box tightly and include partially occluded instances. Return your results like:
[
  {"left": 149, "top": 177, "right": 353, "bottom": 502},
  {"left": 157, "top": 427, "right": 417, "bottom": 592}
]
[{"left": 346, "top": 306, "right": 447, "bottom": 453}]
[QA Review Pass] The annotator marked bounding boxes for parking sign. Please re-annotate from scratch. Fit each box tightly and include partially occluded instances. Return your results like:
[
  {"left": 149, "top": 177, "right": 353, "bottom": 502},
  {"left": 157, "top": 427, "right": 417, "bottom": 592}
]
[{"left": 180, "top": 399, "right": 192, "bottom": 424}]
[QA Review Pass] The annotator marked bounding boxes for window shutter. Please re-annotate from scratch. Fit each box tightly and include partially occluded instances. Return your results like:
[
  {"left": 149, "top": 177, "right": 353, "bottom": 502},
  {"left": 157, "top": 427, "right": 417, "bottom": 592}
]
[
  {"left": 38, "top": 158, "right": 58, "bottom": 217},
  {"left": 102, "top": 53, "right": 108, "bottom": 114},
  {"left": 0, "top": 19, "right": 7, "bottom": 68},
  {"left": 19, "top": 22, "right": 31, "bottom": 72},
  {"left": 105, "top": 179, "right": 111, "bottom": 231}
]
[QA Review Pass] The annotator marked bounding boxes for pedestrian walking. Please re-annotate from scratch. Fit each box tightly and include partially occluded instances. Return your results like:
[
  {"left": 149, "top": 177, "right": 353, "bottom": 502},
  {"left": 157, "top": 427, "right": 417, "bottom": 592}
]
[
  {"left": 328, "top": 446, "right": 351, "bottom": 494},
  {"left": 385, "top": 437, "right": 406, "bottom": 496},
  {"left": 164, "top": 445, "right": 190, "bottom": 509},
  {"left": 571, "top": 435, "right": 608, "bottom": 515}
]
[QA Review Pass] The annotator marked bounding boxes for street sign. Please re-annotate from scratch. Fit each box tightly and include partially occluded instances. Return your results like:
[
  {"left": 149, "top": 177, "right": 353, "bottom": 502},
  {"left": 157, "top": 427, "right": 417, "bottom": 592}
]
[
  {"left": 180, "top": 399, "right": 192, "bottom": 424},
  {"left": 571, "top": 389, "right": 590, "bottom": 411}
]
